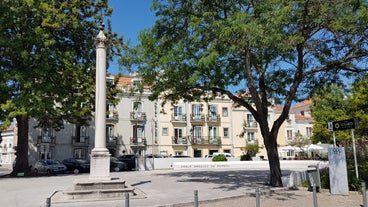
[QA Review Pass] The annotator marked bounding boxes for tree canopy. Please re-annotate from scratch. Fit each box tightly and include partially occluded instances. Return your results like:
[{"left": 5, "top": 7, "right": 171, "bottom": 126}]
[
  {"left": 121, "top": 0, "right": 368, "bottom": 186},
  {"left": 311, "top": 77, "right": 368, "bottom": 144},
  {"left": 0, "top": 0, "right": 123, "bottom": 175}
]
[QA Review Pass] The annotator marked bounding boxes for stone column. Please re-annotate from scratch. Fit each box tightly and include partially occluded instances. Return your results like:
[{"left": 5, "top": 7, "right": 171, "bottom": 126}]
[{"left": 89, "top": 26, "right": 111, "bottom": 180}]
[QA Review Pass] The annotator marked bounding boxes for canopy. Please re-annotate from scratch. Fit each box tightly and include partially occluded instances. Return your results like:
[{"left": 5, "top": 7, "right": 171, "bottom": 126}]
[{"left": 307, "top": 144, "right": 323, "bottom": 151}]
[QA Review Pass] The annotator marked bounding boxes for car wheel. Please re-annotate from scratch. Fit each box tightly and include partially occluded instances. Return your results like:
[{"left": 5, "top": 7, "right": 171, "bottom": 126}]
[
  {"left": 34, "top": 168, "right": 38, "bottom": 174},
  {"left": 47, "top": 169, "right": 51, "bottom": 175},
  {"left": 114, "top": 167, "right": 120, "bottom": 172},
  {"left": 73, "top": 169, "right": 80, "bottom": 174}
]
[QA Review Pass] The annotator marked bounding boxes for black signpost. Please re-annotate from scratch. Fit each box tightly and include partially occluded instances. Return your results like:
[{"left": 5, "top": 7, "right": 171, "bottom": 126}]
[
  {"left": 328, "top": 118, "right": 359, "bottom": 179},
  {"left": 329, "top": 118, "right": 358, "bottom": 131}
]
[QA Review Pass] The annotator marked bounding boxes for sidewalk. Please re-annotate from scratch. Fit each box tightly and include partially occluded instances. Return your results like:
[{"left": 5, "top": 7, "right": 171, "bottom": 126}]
[{"left": 0, "top": 167, "right": 364, "bottom": 207}]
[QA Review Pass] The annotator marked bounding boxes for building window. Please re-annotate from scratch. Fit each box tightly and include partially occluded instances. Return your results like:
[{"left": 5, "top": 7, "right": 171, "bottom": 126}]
[
  {"left": 287, "top": 130, "right": 293, "bottom": 140},
  {"left": 106, "top": 125, "right": 114, "bottom": 142},
  {"left": 174, "top": 105, "right": 183, "bottom": 121},
  {"left": 222, "top": 107, "right": 228, "bottom": 117},
  {"left": 306, "top": 127, "right": 312, "bottom": 138},
  {"left": 247, "top": 132, "right": 255, "bottom": 142},
  {"left": 75, "top": 125, "right": 88, "bottom": 143},
  {"left": 162, "top": 127, "right": 168, "bottom": 136},
  {"left": 192, "top": 104, "right": 202, "bottom": 120},
  {"left": 74, "top": 148, "right": 86, "bottom": 159},
  {"left": 208, "top": 105, "right": 217, "bottom": 116},
  {"left": 133, "top": 101, "right": 142, "bottom": 117},
  {"left": 223, "top": 128, "right": 229, "bottom": 138}
]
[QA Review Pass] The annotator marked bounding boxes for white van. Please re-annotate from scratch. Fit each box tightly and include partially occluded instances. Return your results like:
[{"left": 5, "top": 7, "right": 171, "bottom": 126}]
[{"left": 212, "top": 152, "right": 234, "bottom": 158}]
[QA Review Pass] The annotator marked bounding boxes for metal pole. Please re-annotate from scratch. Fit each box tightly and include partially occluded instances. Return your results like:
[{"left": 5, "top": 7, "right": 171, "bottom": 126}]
[
  {"left": 46, "top": 197, "right": 51, "bottom": 207},
  {"left": 312, "top": 185, "right": 318, "bottom": 207},
  {"left": 255, "top": 188, "right": 260, "bottom": 207},
  {"left": 362, "top": 182, "right": 367, "bottom": 207},
  {"left": 333, "top": 131, "right": 336, "bottom": 147},
  {"left": 194, "top": 190, "right": 198, "bottom": 207},
  {"left": 125, "top": 192, "right": 130, "bottom": 207},
  {"left": 352, "top": 129, "right": 359, "bottom": 179}
]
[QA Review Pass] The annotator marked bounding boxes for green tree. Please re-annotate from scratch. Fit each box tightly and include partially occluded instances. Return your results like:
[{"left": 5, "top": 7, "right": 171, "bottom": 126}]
[
  {"left": 120, "top": 0, "right": 368, "bottom": 186},
  {"left": 0, "top": 0, "right": 122, "bottom": 176},
  {"left": 348, "top": 77, "right": 368, "bottom": 140},
  {"left": 311, "top": 84, "right": 351, "bottom": 144}
]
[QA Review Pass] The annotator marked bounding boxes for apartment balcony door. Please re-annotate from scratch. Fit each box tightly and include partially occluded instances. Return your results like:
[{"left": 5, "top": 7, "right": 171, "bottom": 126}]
[
  {"left": 174, "top": 106, "right": 183, "bottom": 121},
  {"left": 208, "top": 105, "right": 217, "bottom": 120},
  {"left": 192, "top": 104, "right": 202, "bottom": 121},
  {"left": 174, "top": 128, "right": 183, "bottom": 144},
  {"left": 209, "top": 126, "right": 218, "bottom": 144},
  {"left": 193, "top": 126, "right": 202, "bottom": 144},
  {"left": 133, "top": 125, "right": 144, "bottom": 143},
  {"left": 133, "top": 101, "right": 142, "bottom": 118}
]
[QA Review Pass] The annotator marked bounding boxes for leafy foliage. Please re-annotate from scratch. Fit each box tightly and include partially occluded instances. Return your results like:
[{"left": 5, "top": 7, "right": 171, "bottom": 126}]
[
  {"left": 212, "top": 154, "right": 227, "bottom": 162},
  {"left": 0, "top": 0, "right": 123, "bottom": 175},
  {"left": 310, "top": 84, "right": 351, "bottom": 143},
  {"left": 120, "top": 0, "right": 368, "bottom": 186}
]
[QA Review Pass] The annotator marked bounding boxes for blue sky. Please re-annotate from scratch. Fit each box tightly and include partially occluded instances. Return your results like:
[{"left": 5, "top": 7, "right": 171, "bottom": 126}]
[{"left": 108, "top": 0, "right": 156, "bottom": 74}]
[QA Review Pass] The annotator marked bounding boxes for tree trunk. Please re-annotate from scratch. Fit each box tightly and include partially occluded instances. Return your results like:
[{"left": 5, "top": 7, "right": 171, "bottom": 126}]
[
  {"left": 265, "top": 134, "right": 283, "bottom": 187},
  {"left": 11, "top": 114, "right": 31, "bottom": 176}
]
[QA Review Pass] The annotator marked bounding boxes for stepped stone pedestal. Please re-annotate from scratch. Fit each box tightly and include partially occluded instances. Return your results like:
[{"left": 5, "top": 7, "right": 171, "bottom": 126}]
[{"left": 63, "top": 178, "right": 136, "bottom": 200}]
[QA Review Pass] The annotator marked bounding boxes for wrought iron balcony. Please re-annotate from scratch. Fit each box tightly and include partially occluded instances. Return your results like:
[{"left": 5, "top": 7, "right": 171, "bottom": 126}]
[
  {"left": 246, "top": 139, "right": 259, "bottom": 146},
  {"left": 206, "top": 114, "right": 221, "bottom": 123},
  {"left": 172, "top": 136, "right": 188, "bottom": 145},
  {"left": 191, "top": 136, "right": 221, "bottom": 145},
  {"left": 171, "top": 114, "right": 187, "bottom": 122},
  {"left": 130, "top": 112, "right": 147, "bottom": 122},
  {"left": 130, "top": 137, "right": 146, "bottom": 146},
  {"left": 244, "top": 120, "right": 258, "bottom": 128},
  {"left": 37, "top": 136, "right": 56, "bottom": 146},
  {"left": 71, "top": 136, "right": 89, "bottom": 147},
  {"left": 106, "top": 137, "right": 117, "bottom": 147},
  {"left": 190, "top": 114, "right": 205, "bottom": 123},
  {"left": 106, "top": 111, "right": 119, "bottom": 124}
]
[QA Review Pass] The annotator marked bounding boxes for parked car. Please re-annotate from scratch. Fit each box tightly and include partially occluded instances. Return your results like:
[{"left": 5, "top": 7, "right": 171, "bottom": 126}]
[
  {"left": 110, "top": 157, "right": 128, "bottom": 172},
  {"left": 213, "top": 152, "right": 234, "bottom": 158},
  {"left": 145, "top": 154, "right": 168, "bottom": 158},
  {"left": 117, "top": 154, "right": 136, "bottom": 170},
  {"left": 62, "top": 158, "right": 90, "bottom": 174},
  {"left": 33, "top": 159, "right": 67, "bottom": 174}
]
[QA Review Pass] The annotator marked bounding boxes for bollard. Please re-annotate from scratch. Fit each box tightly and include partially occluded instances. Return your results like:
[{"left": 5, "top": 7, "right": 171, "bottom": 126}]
[
  {"left": 312, "top": 185, "right": 318, "bottom": 207},
  {"left": 46, "top": 197, "right": 51, "bottom": 207},
  {"left": 362, "top": 182, "right": 367, "bottom": 207},
  {"left": 125, "top": 192, "right": 130, "bottom": 207},
  {"left": 255, "top": 188, "right": 260, "bottom": 207},
  {"left": 194, "top": 190, "right": 198, "bottom": 207}
]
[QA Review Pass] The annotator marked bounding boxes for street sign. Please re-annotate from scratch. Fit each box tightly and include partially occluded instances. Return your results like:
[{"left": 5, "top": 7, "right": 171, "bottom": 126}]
[{"left": 329, "top": 118, "right": 358, "bottom": 131}]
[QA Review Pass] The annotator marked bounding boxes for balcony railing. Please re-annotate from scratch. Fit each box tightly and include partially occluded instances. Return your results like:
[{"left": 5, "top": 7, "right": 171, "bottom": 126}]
[
  {"left": 130, "top": 137, "right": 146, "bottom": 145},
  {"left": 171, "top": 114, "right": 187, "bottom": 122},
  {"left": 71, "top": 136, "right": 89, "bottom": 146},
  {"left": 106, "top": 137, "right": 117, "bottom": 147},
  {"left": 246, "top": 139, "right": 259, "bottom": 146},
  {"left": 190, "top": 114, "right": 205, "bottom": 123},
  {"left": 172, "top": 136, "right": 188, "bottom": 145},
  {"left": 37, "top": 136, "right": 56, "bottom": 145},
  {"left": 191, "top": 136, "right": 221, "bottom": 145},
  {"left": 244, "top": 121, "right": 258, "bottom": 128},
  {"left": 206, "top": 114, "right": 221, "bottom": 123},
  {"left": 130, "top": 112, "right": 147, "bottom": 122},
  {"left": 106, "top": 112, "right": 119, "bottom": 123}
]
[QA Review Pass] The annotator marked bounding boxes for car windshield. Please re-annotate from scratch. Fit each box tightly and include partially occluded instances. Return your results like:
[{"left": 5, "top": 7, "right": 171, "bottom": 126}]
[{"left": 46, "top": 160, "right": 60, "bottom": 165}]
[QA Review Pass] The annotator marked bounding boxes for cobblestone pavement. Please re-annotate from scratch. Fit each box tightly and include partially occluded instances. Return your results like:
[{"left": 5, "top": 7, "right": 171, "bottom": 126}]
[{"left": 1, "top": 163, "right": 366, "bottom": 207}]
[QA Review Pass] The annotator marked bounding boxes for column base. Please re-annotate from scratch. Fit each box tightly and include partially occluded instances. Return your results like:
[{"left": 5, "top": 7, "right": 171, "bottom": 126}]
[{"left": 89, "top": 148, "right": 111, "bottom": 180}]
